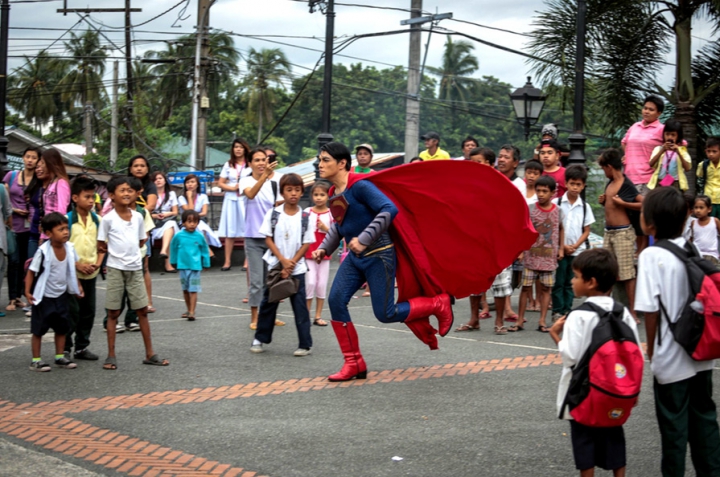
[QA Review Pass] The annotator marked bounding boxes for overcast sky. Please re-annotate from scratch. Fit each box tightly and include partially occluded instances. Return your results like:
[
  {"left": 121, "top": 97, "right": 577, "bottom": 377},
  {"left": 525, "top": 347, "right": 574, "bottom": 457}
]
[{"left": 7, "top": 0, "right": 719, "bottom": 100}]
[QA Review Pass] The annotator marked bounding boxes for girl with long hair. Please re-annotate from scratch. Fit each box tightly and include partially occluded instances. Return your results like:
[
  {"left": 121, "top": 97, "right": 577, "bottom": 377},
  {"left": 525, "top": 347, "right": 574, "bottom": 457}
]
[
  {"left": 178, "top": 174, "right": 221, "bottom": 250},
  {"left": 217, "top": 138, "right": 250, "bottom": 271},
  {"left": 150, "top": 172, "right": 180, "bottom": 273}
]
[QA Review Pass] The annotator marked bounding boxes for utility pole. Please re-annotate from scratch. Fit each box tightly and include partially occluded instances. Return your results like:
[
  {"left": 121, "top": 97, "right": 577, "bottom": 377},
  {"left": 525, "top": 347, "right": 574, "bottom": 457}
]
[
  {"left": 191, "top": 0, "right": 212, "bottom": 171},
  {"left": 568, "top": 0, "right": 587, "bottom": 168},
  {"left": 0, "top": 0, "right": 9, "bottom": 176},
  {"left": 404, "top": 0, "right": 422, "bottom": 163},
  {"left": 84, "top": 101, "right": 93, "bottom": 155},
  {"left": 110, "top": 60, "right": 119, "bottom": 167}
]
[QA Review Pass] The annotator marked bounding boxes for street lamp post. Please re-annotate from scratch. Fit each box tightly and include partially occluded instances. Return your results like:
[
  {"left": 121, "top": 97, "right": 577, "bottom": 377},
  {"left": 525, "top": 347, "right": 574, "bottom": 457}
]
[
  {"left": 0, "top": 0, "right": 10, "bottom": 177},
  {"left": 568, "top": 0, "right": 587, "bottom": 166},
  {"left": 510, "top": 77, "right": 547, "bottom": 141}
]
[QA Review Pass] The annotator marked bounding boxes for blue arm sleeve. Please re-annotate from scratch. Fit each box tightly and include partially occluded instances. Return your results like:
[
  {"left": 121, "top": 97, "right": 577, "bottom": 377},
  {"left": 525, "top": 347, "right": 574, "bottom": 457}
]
[{"left": 353, "top": 181, "right": 398, "bottom": 246}]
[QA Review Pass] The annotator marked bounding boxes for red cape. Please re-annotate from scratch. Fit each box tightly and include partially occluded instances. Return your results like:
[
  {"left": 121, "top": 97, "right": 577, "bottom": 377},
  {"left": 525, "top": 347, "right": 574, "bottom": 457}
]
[{"left": 336, "top": 161, "right": 537, "bottom": 347}]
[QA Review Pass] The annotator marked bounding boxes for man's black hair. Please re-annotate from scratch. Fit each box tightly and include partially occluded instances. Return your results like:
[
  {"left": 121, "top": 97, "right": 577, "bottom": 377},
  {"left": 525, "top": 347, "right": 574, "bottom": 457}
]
[
  {"left": 642, "top": 187, "right": 687, "bottom": 240},
  {"left": 107, "top": 176, "right": 132, "bottom": 194},
  {"left": 71, "top": 176, "right": 97, "bottom": 196},
  {"left": 41, "top": 212, "right": 68, "bottom": 234},
  {"left": 706, "top": 137, "right": 720, "bottom": 149},
  {"left": 468, "top": 147, "right": 495, "bottom": 163},
  {"left": 461, "top": 136, "right": 479, "bottom": 149},
  {"left": 644, "top": 95, "right": 665, "bottom": 114},
  {"left": 572, "top": 248, "right": 618, "bottom": 293},
  {"left": 182, "top": 209, "right": 200, "bottom": 223},
  {"left": 565, "top": 164, "right": 588, "bottom": 183},
  {"left": 500, "top": 144, "right": 520, "bottom": 162},
  {"left": 524, "top": 160, "right": 543, "bottom": 173},
  {"left": 536, "top": 175, "right": 557, "bottom": 191},
  {"left": 598, "top": 148, "right": 623, "bottom": 171},
  {"left": 321, "top": 142, "right": 352, "bottom": 172}
]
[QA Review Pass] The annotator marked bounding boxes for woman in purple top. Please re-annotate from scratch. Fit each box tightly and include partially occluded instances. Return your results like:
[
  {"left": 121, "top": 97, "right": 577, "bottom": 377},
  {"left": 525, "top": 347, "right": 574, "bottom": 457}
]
[{"left": 3, "top": 147, "right": 39, "bottom": 310}]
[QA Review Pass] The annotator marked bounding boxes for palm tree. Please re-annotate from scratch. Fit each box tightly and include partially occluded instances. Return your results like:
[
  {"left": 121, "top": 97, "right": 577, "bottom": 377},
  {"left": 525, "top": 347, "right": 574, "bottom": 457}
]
[
  {"left": 528, "top": 0, "right": 720, "bottom": 177},
  {"left": 7, "top": 52, "right": 64, "bottom": 130},
  {"left": 427, "top": 37, "right": 479, "bottom": 128},
  {"left": 56, "top": 29, "right": 108, "bottom": 109},
  {"left": 244, "top": 47, "right": 292, "bottom": 144}
]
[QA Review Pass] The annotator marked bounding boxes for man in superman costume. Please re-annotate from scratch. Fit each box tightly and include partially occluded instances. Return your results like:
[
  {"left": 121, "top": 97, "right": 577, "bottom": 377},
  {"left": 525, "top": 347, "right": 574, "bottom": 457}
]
[{"left": 311, "top": 142, "right": 537, "bottom": 382}]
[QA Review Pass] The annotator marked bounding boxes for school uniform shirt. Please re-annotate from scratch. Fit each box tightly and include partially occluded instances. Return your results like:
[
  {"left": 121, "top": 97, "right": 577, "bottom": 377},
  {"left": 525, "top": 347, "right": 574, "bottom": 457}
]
[
  {"left": 552, "top": 193, "right": 595, "bottom": 256},
  {"left": 635, "top": 237, "right": 716, "bottom": 384},
  {"left": 28, "top": 241, "right": 80, "bottom": 305},
  {"left": 98, "top": 209, "right": 146, "bottom": 271},
  {"left": 68, "top": 212, "right": 101, "bottom": 279},
  {"left": 239, "top": 174, "right": 283, "bottom": 239},
  {"left": 259, "top": 206, "right": 315, "bottom": 276},
  {"left": 139, "top": 207, "right": 155, "bottom": 257},
  {"left": 511, "top": 176, "right": 527, "bottom": 197},
  {"left": 697, "top": 160, "right": 720, "bottom": 205},
  {"left": 556, "top": 296, "right": 639, "bottom": 419},
  {"left": 219, "top": 161, "right": 249, "bottom": 202}
]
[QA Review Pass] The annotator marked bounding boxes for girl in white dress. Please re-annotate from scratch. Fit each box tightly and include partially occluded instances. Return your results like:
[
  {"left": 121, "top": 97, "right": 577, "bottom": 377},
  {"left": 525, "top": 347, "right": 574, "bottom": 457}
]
[
  {"left": 690, "top": 195, "right": 720, "bottom": 265},
  {"left": 217, "top": 138, "right": 250, "bottom": 271},
  {"left": 179, "top": 174, "right": 222, "bottom": 250},
  {"left": 151, "top": 171, "right": 180, "bottom": 273}
]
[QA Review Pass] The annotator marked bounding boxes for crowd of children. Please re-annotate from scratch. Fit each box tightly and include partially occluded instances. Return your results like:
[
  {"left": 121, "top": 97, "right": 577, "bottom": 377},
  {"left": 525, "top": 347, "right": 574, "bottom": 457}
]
[{"left": 7, "top": 132, "right": 720, "bottom": 476}]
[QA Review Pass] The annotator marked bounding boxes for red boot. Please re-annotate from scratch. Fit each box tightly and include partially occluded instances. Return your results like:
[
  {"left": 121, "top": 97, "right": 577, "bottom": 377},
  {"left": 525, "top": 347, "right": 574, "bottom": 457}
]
[
  {"left": 328, "top": 321, "right": 367, "bottom": 382},
  {"left": 406, "top": 294, "right": 455, "bottom": 337}
]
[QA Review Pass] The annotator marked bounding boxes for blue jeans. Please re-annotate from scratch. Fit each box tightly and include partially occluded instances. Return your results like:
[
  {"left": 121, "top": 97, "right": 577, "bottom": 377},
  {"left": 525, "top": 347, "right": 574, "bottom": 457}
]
[
  {"left": 328, "top": 247, "right": 410, "bottom": 323},
  {"left": 255, "top": 273, "right": 312, "bottom": 350}
]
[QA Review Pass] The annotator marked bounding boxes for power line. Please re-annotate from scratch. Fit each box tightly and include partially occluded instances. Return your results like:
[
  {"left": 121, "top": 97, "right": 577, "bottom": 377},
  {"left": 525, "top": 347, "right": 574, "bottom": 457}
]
[{"left": 448, "top": 18, "right": 531, "bottom": 37}]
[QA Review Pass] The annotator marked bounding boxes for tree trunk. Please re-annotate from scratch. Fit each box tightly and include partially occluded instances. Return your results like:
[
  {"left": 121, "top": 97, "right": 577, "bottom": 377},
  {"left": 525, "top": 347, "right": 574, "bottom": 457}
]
[
  {"left": 676, "top": 101, "right": 697, "bottom": 194},
  {"left": 674, "top": 14, "right": 694, "bottom": 102}
]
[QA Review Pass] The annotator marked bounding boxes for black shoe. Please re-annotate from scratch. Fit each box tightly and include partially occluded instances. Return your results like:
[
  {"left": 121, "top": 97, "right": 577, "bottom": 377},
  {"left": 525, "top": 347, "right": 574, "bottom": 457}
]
[
  {"left": 221, "top": 266, "right": 231, "bottom": 271},
  {"left": 74, "top": 348, "right": 99, "bottom": 360}
]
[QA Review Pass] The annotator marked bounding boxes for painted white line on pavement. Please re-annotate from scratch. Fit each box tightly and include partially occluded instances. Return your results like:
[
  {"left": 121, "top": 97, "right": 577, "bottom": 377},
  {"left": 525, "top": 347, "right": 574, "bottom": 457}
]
[{"left": 354, "top": 323, "right": 558, "bottom": 351}]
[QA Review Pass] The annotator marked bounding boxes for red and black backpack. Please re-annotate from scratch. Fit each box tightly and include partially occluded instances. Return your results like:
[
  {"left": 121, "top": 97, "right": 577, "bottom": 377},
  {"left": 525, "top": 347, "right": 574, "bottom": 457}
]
[
  {"left": 655, "top": 240, "right": 720, "bottom": 361},
  {"left": 560, "top": 301, "right": 644, "bottom": 427}
]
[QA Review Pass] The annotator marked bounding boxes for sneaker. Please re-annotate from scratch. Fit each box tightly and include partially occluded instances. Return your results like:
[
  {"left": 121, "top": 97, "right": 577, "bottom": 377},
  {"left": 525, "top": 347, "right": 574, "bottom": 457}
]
[
  {"left": 22, "top": 306, "right": 31, "bottom": 312},
  {"left": 115, "top": 323, "right": 125, "bottom": 333},
  {"left": 250, "top": 343, "right": 264, "bottom": 353},
  {"left": 29, "top": 361, "right": 51, "bottom": 372},
  {"left": 74, "top": 349, "right": 99, "bottom": 360},
  {"left": 125, "top": 323, "right": 141, "bottom": 332},
  {"left": 54, "top": 357, "right": 77, "bottom": 369},
  {"left": 293, "top": 348, "right": 312, "bottom": 357}
]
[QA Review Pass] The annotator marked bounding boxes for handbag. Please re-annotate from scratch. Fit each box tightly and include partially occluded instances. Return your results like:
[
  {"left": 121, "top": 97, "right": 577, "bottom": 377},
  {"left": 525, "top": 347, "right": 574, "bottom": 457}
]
[
  {"left": 659, "top": 152, "right": 677, "bottom": 187},
  {"left": 266, "top": 265, "right": 299, "bottom": 303}
]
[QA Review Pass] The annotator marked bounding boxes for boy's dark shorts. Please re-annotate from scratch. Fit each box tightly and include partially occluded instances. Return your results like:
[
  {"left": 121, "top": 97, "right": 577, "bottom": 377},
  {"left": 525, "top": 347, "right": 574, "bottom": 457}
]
[
  {"left": 570, "top": 420, "right": 626, "bottom": 471},
  {"left": 31, "top": 293, "right": 71, "bottom": 337}
]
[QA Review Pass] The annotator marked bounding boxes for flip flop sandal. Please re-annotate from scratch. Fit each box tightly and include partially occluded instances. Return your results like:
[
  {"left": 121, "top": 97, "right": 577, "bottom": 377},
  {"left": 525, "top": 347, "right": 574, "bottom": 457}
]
[
  {"left": 455, "top": 323, "right": 480, "bottom": 332},
  {"left": 275, "top": 320, "right": 286, "bottom": 326},
  {"left": 187, "top": 315, "right": 195, "bottom": 321},
  {"left": 181, "top": 312, "right": 189, "bottom": 318},
  {"left": 537, "top": 325, "right": 550, "bottom": 333},
  {"left": 313, "top": 318, "right": 328, "bottom": 326},
  {"left": 249, "top": 323, "right": 257, "bottom": 330},
  {"left": 494, "top": 326, "right": 508, "bottom": 335},
  {"left": 507, "top": 325, "right": 525, "bottom": 332},
  {"left": 103, "top": 356, "right": 117, "bottom": 370},
  {"left": 143, "top": 354, "right": 169, "bottom": 366},
  {"left": 478, "top": 312, "right": 492, "bottom": 319},
  {"left": 147, "top": 307, "right": 157, "bottom": 313}
]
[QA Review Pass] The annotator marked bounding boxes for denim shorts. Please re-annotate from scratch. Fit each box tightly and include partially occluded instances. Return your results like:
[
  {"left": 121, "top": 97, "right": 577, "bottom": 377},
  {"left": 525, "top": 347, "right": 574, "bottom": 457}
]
[{"left": 180, "top": 269, "right": 202, "bottom": 293}]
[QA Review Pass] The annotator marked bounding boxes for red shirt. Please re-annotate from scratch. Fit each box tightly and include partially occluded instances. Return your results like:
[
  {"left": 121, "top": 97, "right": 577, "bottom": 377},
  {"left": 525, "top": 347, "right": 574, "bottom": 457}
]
[{"left": 543, "top": 167, "right": 566, "bottom": 199}]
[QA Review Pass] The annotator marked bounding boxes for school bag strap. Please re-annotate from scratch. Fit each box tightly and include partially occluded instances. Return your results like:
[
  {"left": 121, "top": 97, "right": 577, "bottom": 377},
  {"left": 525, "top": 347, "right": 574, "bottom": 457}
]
[
  {"left": 270, "top": 209, "right": 311, "bottom": 239},
  {"left": 10, "top": 170, "right": 17, "bottom": 187},
  {"left": 271, "top": 180, "right": 278, "bottom": 205}
]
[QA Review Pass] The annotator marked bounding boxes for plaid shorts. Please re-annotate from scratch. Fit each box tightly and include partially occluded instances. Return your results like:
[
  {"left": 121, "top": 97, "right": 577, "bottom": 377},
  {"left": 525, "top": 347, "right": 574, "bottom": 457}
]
[
  {"left": 522, "top": 268, "right": 555, "bottom": 288},
  {"left": 491, "top": 266, "right": 513, "bottom": 297},
  {"left": 603, "top": 226, "right": 636, "bottom": 281}
]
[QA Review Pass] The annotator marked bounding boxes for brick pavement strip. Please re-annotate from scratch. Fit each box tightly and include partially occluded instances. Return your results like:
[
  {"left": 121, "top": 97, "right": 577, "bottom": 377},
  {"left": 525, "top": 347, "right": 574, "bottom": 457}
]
[{"left": 0, "top": 354, "right": 561, "bottom": 477}]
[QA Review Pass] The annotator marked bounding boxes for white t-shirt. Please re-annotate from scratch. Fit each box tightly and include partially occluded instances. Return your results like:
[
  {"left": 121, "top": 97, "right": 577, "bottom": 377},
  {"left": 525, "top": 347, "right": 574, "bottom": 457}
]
[
  {"left": 178, "top": 193, "right": 209, "bottom": 213},
  {"left": 526, "top": 192, "right": 538, "bottom": 205},
  {"left": 556, "top": 296, "right": 640, "bottom": 419},
  {"left": 240, "top": 174, "right": 282, "bottom": 238},
  {"left": 635, "top": 237, "right": 716, "bottom": 384},
  {"left": 553, "top": 193, "right": 595, "bottom": 256},
  {"left": 512, "top": 176, "right": 527, "bottom": 196},
  {"left": 156, "top": 190, "right": 178, "bottom": 213},
  {"left": 220, "top": 161, "right": 250, "bottom": 201},
  {"left": 98, "top": 209, "right": 147, "bottom": 271},
  {"left": 45, "top": 253, "right": 69, "bottom": 298},
  {"left": 259, "top": 206, "right": 315, "bottom": 275}
]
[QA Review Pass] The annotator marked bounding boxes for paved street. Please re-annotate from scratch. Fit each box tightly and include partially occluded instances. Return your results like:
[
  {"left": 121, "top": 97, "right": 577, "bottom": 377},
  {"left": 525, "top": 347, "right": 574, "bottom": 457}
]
[{"left": 0, "top": 260, "right": 716, "bottom": 477}]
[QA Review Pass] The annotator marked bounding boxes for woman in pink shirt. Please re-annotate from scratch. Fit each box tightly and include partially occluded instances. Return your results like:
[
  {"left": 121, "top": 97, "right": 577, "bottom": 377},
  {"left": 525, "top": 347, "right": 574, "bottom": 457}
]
[
  {"left": 36, "top": 148, "right": 71, "bottom": 240},
  {"left": 621, "top": 95, "right": 665, "bottom": 193}
]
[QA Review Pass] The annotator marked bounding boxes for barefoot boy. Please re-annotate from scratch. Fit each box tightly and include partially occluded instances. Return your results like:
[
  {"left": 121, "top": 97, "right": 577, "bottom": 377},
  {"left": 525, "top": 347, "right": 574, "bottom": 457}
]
[
  {"left": 98, "top": 176, "right": 168, "bottom": 370},
  {"left": 26, "top": 213, "right": 83, "bottom": 371},
  {"left": 598, "top": 149, "right": 642, "bottom": 322}
]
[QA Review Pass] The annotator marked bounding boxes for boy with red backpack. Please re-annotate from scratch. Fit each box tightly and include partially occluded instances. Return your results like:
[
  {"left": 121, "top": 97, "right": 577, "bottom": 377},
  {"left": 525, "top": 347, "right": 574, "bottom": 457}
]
[
  {"left": 550, "top": 248, "right": 643, "bottom": 477},
  {"left": 635, "top": 187, "right": 720, "bottom": 477}
]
